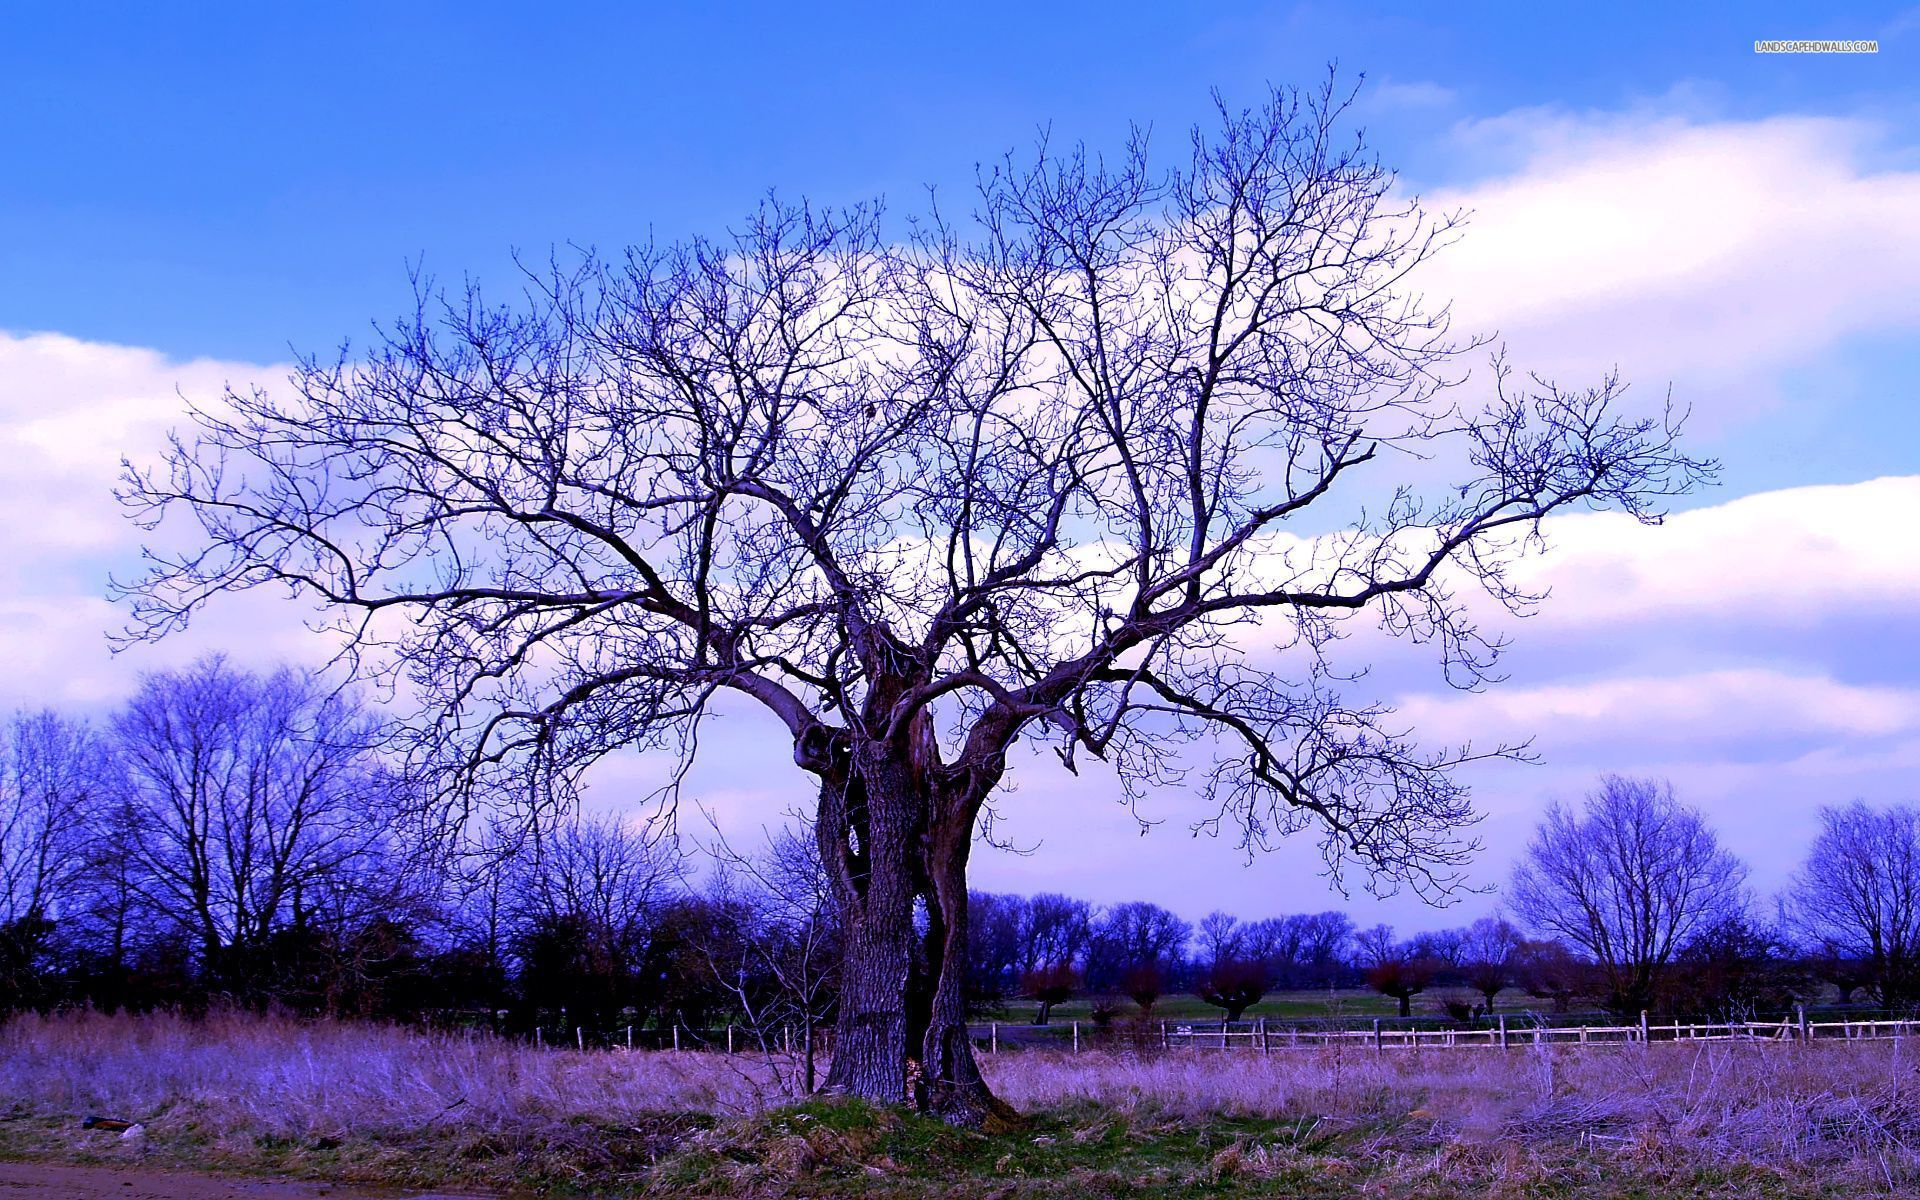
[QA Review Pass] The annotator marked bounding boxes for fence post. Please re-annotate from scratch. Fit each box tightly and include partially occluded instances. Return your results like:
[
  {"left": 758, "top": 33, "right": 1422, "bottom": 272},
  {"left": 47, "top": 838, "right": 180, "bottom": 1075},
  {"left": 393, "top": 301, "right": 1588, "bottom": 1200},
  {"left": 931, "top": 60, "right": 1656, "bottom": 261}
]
[
  {"left": 576, "top": 1026, "right": 584, "bottom": 1051},
  {"left": 1797, "top": 1005, "right": 1809, "bottom": 1041},
  {"left": 1161, "top": 1020, "right": 1170, "bottom": 1050},
  {"left": 535, "top": 1026, "right": 543, "bottom": 1049},
  {"left": 1260, "top": 1018, "right": 1269, "bottom": 1054},
  {"left": 627, "top": 1025, "right": 633, "bottom": 1051},
  {"left": 1498, "top": 1015, "right": 1508, "bottom": 1049},
  {"left": 991, "top": 1023, "right": 998, "bottom": 1054},
  {"left": 672, "top": 1025, "right": 680, "bottom": 1052},
  {"left": 1373, "top": 1019, "right": 1382, "bottom": 1053},
  {"left": 1579, "top": 1025, "right": 1588, "bottom": 1045},
  {"left": 1533, "top": 1023, "right": 1541, "bottom": 1047},
  {"left": 1640, "top": 1010, "right": 1649, "bottom": 1044},
  {"left": 1073, "top": 1021, "right": 1080, "bottom": 1053},
  {"left": 727, "top": 1024, "right": 735, "bottom": 1054}
]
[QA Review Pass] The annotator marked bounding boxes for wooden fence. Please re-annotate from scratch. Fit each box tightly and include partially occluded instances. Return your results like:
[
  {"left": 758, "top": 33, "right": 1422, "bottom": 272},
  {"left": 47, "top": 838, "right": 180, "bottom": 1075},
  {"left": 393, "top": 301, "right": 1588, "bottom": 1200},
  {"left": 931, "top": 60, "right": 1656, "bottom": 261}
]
[
  {"left": 969, "top": 1012, "right": 1920, "bottom": 1053},
  {"left": 489, "top": 1011, "right": 1920, "bottom": 1056}
]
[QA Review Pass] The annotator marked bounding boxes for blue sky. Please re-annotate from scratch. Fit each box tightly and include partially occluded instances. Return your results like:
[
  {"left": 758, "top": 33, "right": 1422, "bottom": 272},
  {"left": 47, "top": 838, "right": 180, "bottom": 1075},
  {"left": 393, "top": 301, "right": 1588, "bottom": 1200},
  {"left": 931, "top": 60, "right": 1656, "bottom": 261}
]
[
  {"left": 5, "top": 2, "right": 1914, "bottom": 363},
  {"left": 3, "top": 3, "right": 1918, "bottom": 931}
]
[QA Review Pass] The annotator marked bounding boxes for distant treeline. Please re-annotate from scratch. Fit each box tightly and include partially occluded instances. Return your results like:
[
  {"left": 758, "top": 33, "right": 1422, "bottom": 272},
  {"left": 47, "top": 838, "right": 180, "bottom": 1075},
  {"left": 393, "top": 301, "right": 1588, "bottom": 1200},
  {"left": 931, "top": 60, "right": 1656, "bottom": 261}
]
[{"left": 4, "top": 658, "right": 1914, "bottom": 1032}]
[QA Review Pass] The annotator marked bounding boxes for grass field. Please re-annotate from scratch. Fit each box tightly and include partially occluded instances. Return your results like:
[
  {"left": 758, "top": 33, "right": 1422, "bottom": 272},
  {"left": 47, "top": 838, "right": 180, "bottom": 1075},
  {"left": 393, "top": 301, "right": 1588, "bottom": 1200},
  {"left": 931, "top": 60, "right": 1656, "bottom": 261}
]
[{"left": 5, "top": 1010, "right": 1918, "bottom": 1197}]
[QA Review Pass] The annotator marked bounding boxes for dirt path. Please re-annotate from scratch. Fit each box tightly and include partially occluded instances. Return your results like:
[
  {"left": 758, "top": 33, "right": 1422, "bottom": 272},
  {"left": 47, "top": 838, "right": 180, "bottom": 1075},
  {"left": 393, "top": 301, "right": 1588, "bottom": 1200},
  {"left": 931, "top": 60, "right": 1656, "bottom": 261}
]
[{"left": 0, "top": 1162, "right": 488, "bottom": 1200}]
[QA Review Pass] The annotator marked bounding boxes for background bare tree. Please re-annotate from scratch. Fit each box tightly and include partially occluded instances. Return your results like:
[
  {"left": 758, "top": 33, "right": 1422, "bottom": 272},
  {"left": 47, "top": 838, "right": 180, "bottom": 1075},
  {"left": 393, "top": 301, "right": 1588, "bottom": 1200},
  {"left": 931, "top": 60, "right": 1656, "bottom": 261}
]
[
  {"left": 1784, "top": 802, "right": 1920, "bottom": 1009},
  {"left": 1017, "top": 893, "right": 1093, "bottom": 981},
  {"left": 706, "top": 821, "right": 840, "bottom": 1093},
  {"left": 118, "top": 82, "right": 1710, "bottom": 1120},
  {"left": 1088, "top": 901, "right": 1191, "bottom": 996},
  {"left": 508, "top": 811, "right": 683, "bottom": 1034},
  {"left": 1196, "top": 910, "right": 1246, "bottom": 969},
  {"left": 1355, "top": 925, "right": 1433, "bottom": 1017},
  {"left": 111, "top": 657, "right": 393, "bottom": 998},
  {"left": 0, "top": 710, "right": 104, "bottom": 927},
  {"left": 1459, "top": 916, "right": 1521, "bottom": 1012},
  {"left": 1510, "top": 775, "right": 1747, "bottom": 1014},
  {"left": 1243, "top": 911, "right": 1354, "bottom": 988},
  {"left": 0, "top": 710, "right": 109, "bottom": 1011}
]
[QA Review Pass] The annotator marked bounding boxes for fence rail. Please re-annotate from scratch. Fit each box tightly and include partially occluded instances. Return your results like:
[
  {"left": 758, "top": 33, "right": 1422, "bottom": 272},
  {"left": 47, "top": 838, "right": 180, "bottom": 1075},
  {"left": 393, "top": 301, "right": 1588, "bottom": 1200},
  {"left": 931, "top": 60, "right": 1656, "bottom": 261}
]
[
  {"left": 458, "top": 1010, "right": 1920, "bottom": 1057},
  {"left": 969, "top": 1012, "right": 1920, "bottom": 1053}
]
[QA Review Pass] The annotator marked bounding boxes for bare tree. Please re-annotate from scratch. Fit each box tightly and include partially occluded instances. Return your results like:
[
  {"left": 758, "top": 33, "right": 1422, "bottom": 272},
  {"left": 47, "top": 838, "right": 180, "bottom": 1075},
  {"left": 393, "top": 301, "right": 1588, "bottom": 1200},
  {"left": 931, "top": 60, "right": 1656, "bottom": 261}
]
[
  {"left": 117, "top": 83, "right": 1710, "bottom": 1120},
  {"left": 110, "top": 658, "right": 390, "bottom": 989},
  {"left": 0, "top": 710, "right": 106, "bottom": 927},
  {"left": 0, "top": 710, "right": 110, "bottom": 1009},
  {"left": 964, "top": 891, "right": 1024, "bottom": 1012},
  {"left": 1088, "top": 901, "right": 1191, "bottom": 993},
  {"left": 1355, "top": 927, "right": 1433, "bottom": 1017},
  {"left": 1017, "top": 893, "right": 1092, "bottom": 979},
  {"left": 510, "top": 811, "right": 683, "bottom": 1033},
  {"left": 523, "top": 812, "right": 682, "bottom": 946},
  {"left": 1459, "top": 916, "right": 1522, "bottom": 1012},
  {"left": 1195, "top": 910, "right": 1245, "bottom": 969},
  {"left": 1784, "top": 802, "right": 1920, "bottom": 1009},
  {"left": 706, "top": 821, "right": 839, "bottom": 1093},
  {"left": 1510, "top": 776, "right": 1746, "bottom": 1014},
  {"left": 1244, "top": 911, "right": 1353, "bottom": 987}
]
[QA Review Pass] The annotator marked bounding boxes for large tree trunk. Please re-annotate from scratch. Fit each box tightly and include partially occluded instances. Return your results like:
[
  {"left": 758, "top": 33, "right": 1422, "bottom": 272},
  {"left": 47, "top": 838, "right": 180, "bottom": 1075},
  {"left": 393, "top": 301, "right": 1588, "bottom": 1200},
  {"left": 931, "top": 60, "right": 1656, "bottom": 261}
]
[{"left": 814, "top": 735, "right": 1010, "bottom": 1127}]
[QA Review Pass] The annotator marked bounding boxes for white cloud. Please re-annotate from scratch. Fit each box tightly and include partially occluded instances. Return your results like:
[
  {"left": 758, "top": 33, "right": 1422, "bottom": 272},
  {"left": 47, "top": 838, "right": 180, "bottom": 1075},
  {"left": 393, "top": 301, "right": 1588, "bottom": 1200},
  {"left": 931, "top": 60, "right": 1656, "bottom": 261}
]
[
  {"left": 1398, "top": 668, "right": 1920, "bottom": 752},
  {"left": 1416, "top": 112, "right": 1920, "bottom": 413},
  {"left": 0, "top": 331, "right": 322, "bottom": 710},
  {"left": 0, "top": 332, "right": 276, "bottom": 575},
  {"left": 1360, "top": 79, "right": 1457, "bottom": 112},
  {"left": 1503, "top": 475, "right": 1920, "bottom": 628}
]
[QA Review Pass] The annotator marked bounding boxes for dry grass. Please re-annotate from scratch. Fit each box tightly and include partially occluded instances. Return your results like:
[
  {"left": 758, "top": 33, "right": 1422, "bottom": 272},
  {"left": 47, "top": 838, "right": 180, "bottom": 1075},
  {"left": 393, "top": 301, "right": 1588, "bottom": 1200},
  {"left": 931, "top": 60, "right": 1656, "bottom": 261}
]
[
  {"left": 4, "top": 1011, "right": 1919, "bottom": 1195},
  {"left": 990, "top": 1039, "right": 1920, "bottom": 1177},
  {"left": 0, "top": 1010, "right": 785, "bottom": 1133}
]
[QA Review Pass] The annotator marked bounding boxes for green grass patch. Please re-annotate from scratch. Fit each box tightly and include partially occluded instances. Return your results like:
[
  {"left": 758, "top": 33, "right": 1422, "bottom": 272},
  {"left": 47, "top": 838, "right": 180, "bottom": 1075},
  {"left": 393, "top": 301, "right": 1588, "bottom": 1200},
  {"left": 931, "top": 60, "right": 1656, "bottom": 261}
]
[{"left": 0, "top": 1096, "right": 1874, "bottom": 1199}]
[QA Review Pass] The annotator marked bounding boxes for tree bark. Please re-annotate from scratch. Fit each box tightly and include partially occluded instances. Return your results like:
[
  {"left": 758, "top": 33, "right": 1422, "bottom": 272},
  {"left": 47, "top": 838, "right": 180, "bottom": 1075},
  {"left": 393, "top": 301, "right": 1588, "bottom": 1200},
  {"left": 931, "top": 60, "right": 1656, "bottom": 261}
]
[{"left": 813, "top": 735, "right": 1010, "bottom": 1127}]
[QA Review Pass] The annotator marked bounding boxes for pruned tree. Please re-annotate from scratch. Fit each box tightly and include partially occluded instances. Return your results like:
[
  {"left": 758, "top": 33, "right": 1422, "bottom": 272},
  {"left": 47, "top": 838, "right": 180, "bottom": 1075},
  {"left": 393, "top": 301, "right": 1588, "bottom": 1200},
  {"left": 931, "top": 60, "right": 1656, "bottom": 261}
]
[
  {"left": 116, "top": 83, "right": 1709, "bottom": 1121},
  {"left": 1196, "top": 956, "right": 1269, "bottom": 1020},
  {"left": 1357, "top": 924, "right": 1432, "bottom": 1017},
  {"left": 1510, "top": 776, "right": 1746, "bottom": 1014},
  {"left": 1459, "top": 916, "right": 1521, "bottom": 1012},
  {"left": 1512, "top": 938, "right": 1586, "bottom": 1013},
  {"left": 1784, "top": 802, "right": 1920, "bottom": 1009},
  {"left": 1365, "top": 955, "right": 1435, "bottom": 1018},
  {"left": 1121, "top": 962, "right": 1167, "bottom": 1014},
  {"left": 1019, "top": 961, "right": 1079, "bottom": 1026}
]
